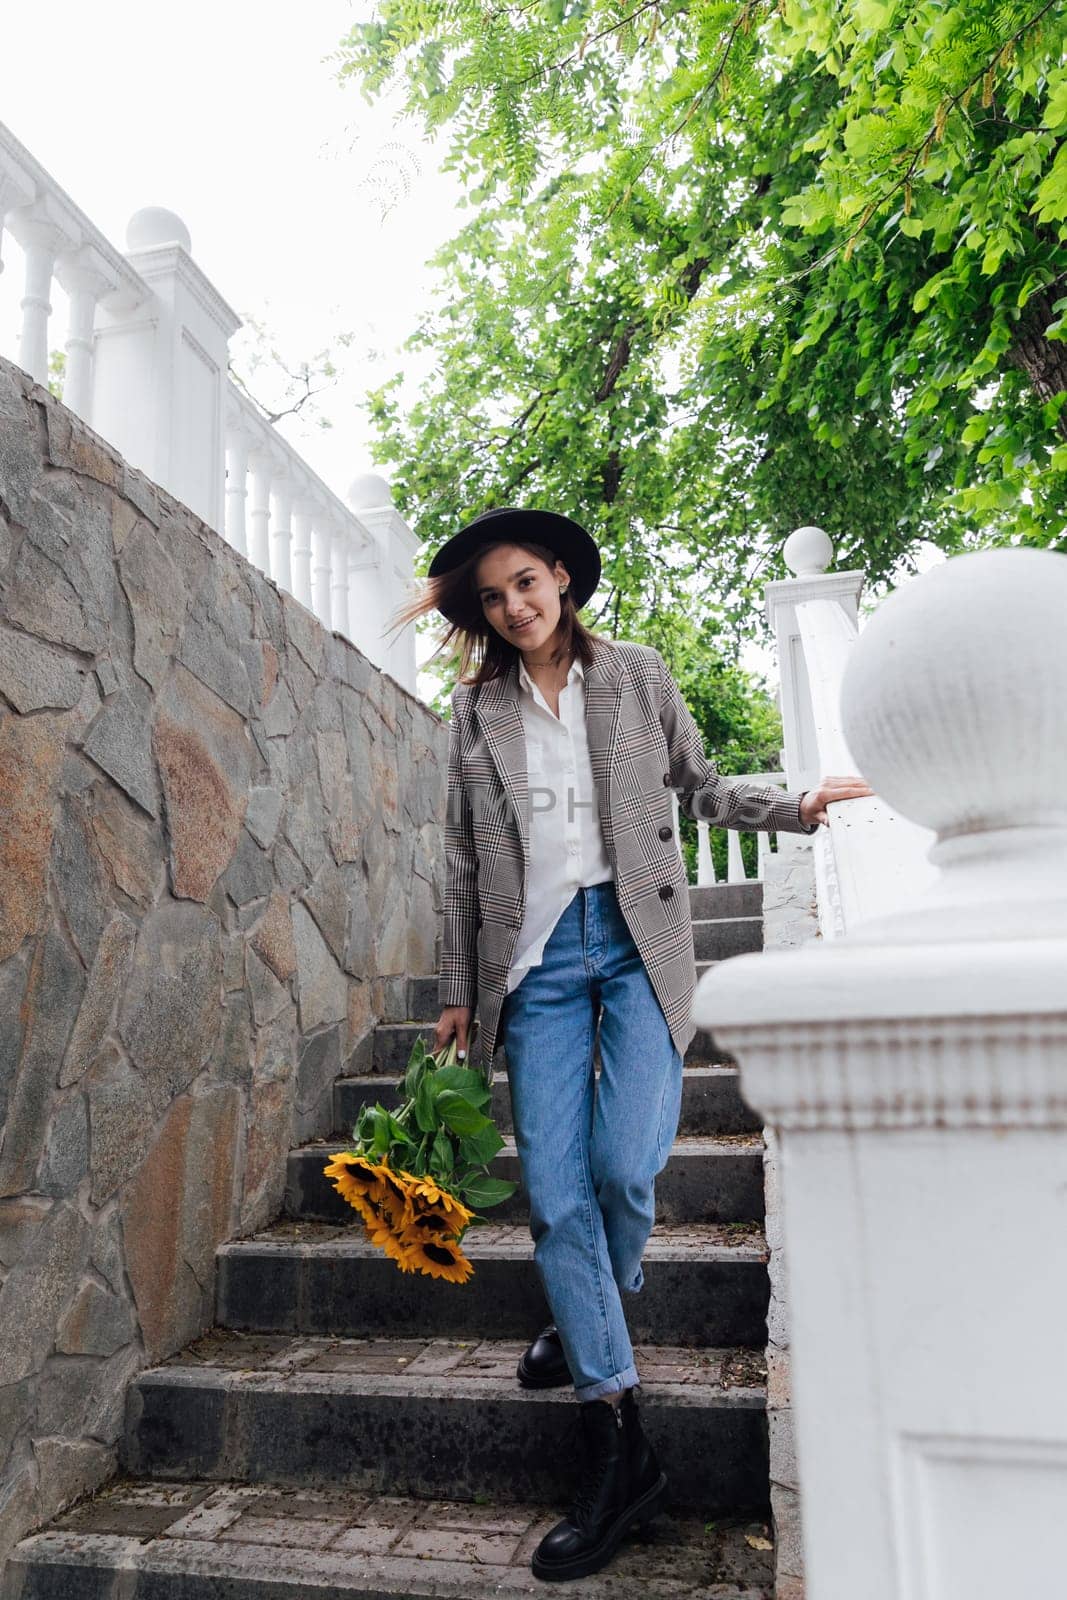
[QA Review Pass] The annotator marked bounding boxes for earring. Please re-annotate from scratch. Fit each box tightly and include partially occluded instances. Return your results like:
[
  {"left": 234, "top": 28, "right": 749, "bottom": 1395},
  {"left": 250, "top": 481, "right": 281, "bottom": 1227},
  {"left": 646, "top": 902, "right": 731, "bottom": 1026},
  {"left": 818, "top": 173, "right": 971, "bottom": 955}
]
[{"left": 559, "top": 586, "right": 569, "bottom": 595}]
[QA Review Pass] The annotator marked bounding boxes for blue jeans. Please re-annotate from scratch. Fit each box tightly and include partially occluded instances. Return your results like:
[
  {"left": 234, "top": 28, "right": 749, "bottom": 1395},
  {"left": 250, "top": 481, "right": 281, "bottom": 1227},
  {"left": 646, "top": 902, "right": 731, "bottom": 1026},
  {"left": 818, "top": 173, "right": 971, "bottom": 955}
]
[{"left": 499, "top": 881, "right": 684, "bottom": 1402}]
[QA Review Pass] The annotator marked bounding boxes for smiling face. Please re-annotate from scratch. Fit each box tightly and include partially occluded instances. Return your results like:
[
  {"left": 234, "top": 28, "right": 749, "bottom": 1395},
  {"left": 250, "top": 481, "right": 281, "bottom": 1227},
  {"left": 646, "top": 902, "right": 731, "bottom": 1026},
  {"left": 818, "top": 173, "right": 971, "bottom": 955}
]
[{"left": 474, "top": 543, "right": 571, "bottom": 659}]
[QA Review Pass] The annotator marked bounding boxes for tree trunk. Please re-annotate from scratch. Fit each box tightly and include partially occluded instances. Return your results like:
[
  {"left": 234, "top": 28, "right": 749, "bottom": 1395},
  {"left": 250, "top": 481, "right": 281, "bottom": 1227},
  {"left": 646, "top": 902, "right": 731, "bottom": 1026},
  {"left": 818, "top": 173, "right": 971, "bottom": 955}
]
[{"left": 1007, "top": 289, "right": 1067, "bottom": 440}]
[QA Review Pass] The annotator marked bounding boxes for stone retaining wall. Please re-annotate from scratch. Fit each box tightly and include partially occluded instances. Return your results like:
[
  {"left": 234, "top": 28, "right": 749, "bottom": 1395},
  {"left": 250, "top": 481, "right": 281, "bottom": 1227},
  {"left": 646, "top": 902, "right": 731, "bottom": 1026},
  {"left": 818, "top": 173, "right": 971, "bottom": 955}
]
[
  {"left": 760, "top": 837, "right": 819, "bottom": 1600},
  {"left": 0, "top": 357, "right": 448, "bottom": 1568}
]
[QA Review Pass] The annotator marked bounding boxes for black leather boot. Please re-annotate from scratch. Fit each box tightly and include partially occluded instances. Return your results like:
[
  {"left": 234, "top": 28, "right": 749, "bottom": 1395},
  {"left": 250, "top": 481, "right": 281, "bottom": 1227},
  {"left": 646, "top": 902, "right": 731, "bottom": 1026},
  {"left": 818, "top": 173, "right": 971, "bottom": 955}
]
[
  {"left": 517, "top": 1324, "right": 571, "bottom": 1389},
  {"left": 531, "top": 1392, "right": 668, "bottom": 1582}
]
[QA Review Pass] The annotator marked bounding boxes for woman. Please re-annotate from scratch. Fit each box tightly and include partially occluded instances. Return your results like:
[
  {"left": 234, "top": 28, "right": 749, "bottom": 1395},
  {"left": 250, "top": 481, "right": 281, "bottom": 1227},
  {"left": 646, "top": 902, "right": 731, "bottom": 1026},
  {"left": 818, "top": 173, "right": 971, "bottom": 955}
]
[{"left": 398, "top": 506, "right": 871, "bottom": 1582}]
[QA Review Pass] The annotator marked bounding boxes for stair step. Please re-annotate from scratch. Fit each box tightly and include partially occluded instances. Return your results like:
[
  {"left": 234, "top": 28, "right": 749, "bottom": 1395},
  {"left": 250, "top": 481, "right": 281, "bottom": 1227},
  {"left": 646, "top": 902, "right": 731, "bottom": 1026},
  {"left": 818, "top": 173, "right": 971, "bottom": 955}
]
[
  {"left": 335, "top": 1064, "right": 761, "bottom": 1140},
  {"left": 16, "top": 1478, "right": 774, "bottom": 1597},
  {"left": 691, "top": 916, "right": 763, "bottom": 962},
  {"left": 216, "top": 1221, "right": 768, "bottom": 1348},
  {"left": 285, "top": 1137, "right": 766, "bottom": 1228},
  {"left": 368, "top": 1010, "right": 737, "bottom": 1077},
  {"left": 120, "top": 1334, "right": 769, "bottom": 1513},
  {"left": 689, "top": 881, "right": 763, "bottom": 919}
]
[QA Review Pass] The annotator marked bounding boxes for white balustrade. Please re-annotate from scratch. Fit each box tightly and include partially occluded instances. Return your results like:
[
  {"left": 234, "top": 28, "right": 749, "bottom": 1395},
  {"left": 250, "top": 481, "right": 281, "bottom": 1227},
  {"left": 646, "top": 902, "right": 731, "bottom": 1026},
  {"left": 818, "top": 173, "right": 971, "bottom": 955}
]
[
  {"left": 694, "top": 547, "right": 1067, "bottom": 1597},
  {"left": 0, "top": 117, "right": 418, "bottom": 696}
]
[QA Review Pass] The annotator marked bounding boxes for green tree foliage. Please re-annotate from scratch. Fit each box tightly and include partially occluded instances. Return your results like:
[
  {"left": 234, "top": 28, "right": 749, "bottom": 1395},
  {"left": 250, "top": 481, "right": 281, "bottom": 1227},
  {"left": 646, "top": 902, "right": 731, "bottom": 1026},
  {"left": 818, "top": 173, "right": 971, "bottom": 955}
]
[{"left": 341, "top": 0, "right": 1067, "bottom": 647}]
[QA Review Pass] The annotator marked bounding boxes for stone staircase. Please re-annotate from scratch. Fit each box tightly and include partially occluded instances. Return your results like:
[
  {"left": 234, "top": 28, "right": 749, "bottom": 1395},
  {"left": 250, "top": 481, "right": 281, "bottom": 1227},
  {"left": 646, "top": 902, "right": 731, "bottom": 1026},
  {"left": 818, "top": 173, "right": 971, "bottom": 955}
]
[{"left": 4, "top": 883, "right": 776, "bottom": 1599}]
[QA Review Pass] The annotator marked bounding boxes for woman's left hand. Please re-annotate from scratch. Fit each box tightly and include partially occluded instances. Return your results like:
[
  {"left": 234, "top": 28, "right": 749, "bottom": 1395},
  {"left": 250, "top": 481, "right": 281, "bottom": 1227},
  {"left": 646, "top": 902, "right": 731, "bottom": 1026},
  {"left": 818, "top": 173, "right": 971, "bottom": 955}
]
[{"left": 799, "top": 774, "right": 876, "bottom": 828}]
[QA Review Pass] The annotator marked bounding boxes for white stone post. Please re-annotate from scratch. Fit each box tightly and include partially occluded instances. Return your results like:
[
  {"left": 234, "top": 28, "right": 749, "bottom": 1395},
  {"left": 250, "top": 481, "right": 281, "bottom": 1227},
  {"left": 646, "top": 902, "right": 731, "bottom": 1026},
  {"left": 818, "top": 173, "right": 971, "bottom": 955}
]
[
  {"left": 270, "top": 476, "right": 294, "bottom": 595},
  {"left": 330, "top": 524, "right": 352, "bottom": 642},
  {"left": 311, "top": 521, "right": 333, "bottom": 631},
  {"left": 348, "top": 473, "right": 418, "bottom": 695},
  {"left": 693, "top": 548, "right": 1067, "bottom": 1600},
  {"left": 291, "top": 500, "right": 314, "bottom": 611},
  {"left": 92, "top": 208, "right": 240, "bottom": 531},
  {"left": 247, "top": 448, "right": 274, "bottom": 577},
  {"left": 6, "top": 205, "right": 68, "bottom": 385},
  {"left": 56, "top": 248, "right": 115, "bottom": 422},
  {"left": 224, "top": 424, "right": 251, "bottom": 558}
]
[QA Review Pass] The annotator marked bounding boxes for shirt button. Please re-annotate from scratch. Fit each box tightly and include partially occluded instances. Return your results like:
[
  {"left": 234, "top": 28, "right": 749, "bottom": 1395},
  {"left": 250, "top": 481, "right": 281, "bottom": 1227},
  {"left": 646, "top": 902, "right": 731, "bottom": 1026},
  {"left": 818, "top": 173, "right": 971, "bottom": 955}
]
[
  {"left": 659, "top": 884, "right": 674, "bottom": 900},
  {"left": 658, "top": 825, "right": 673, "bottom": 841}
]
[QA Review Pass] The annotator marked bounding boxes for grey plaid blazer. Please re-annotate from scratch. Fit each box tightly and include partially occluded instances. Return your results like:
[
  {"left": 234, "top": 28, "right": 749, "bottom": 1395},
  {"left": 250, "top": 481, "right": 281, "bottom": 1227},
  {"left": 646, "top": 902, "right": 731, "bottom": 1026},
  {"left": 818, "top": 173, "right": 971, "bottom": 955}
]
[{"left": 439, "top": 634, "right": 816, "bottom": 1069}]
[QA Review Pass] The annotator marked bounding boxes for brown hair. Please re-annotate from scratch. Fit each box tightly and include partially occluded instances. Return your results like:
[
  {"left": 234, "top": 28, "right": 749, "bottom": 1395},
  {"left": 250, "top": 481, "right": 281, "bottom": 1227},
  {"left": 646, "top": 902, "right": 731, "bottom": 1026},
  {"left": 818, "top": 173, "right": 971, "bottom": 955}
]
[{"left": 388, "top": 539, "right": 603, "bottom": 688}]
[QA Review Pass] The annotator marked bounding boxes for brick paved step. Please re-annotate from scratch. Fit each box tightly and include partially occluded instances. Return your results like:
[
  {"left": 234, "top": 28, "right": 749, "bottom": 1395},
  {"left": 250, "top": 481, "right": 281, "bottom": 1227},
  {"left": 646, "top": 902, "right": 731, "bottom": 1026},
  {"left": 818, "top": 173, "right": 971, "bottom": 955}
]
[
  {"left": 368, "top": 1016, "right": 737, "bottom": 1077},
  {"left": 11, "top": 1478, "right": 774, "bottom": 1598},
  {"left": 216, "top": 1221, "right": 769, "bottom": 1349},
  {"left": 120, "top": 1334, "right": 769, "bottom": 1515},
  {"left": 335, "top": 1064, "right": 762, "bottom": 1140},
  {"left": 285, "top": 1136, "right": 766, "bottom": 1228}
]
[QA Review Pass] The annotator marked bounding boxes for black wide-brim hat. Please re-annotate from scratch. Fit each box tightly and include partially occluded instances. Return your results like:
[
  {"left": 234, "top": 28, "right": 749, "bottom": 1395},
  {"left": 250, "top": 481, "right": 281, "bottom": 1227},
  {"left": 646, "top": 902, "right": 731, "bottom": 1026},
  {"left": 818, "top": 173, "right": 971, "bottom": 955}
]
[{"left": 427, "top": 507, "right": 601, "bottom": 620}]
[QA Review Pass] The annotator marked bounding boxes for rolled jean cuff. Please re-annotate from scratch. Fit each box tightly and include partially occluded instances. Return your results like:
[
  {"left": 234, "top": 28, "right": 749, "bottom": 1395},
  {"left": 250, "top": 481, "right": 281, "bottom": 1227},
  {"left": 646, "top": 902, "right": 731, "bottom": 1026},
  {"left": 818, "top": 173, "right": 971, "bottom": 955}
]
[{"left": 574, "top": 1364, "right": 640, "bottom": 1404}]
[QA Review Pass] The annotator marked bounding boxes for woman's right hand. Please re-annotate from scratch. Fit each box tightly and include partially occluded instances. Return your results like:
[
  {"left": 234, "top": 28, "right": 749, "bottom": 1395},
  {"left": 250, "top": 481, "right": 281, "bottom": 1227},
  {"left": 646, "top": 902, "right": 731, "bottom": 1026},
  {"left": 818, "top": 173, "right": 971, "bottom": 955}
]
[{"left": 434, "top": 1006, "right": 474, "bottom": 1060}]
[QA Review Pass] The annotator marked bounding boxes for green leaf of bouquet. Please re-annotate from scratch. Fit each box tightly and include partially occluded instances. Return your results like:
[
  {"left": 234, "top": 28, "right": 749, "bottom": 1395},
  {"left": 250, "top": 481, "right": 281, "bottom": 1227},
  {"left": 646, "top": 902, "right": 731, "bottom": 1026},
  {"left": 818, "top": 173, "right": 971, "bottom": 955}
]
[
  {"left": 414, "top": 1069, "right": 438, "bottom": 1134},
  {"left": 405, "top": 1045, "right": 428, "bottom": 1104},
  {"left": 435, "top": 1090, "right": 492, "bottom": 1137},
  {"left": 430, "top": 1065, "right": 492, "bottom": 1108},
  {"left": 430, "top": 1127, "right": 455, "bottom": 1176},
  {"left": 459, "top": 1122, "right": 504, "bottom": 1167},
  {"left": 459, "top": 1173, "right": 518, "bottom": 1209}
]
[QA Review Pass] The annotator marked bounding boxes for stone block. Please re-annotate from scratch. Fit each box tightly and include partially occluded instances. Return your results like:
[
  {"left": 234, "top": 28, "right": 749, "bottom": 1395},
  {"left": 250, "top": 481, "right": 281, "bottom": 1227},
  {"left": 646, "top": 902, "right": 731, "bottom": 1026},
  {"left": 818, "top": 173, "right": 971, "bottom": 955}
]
[
  {"left": 155, "top": 664, "right": 253, "bottom": 903},
  {"left": 88, "top": 1059, "right": 158, "bottom": 1205},
  {"left": 245, "top": 785, "right": 282, "bottom": 848},
  {"left": 5, "top": 537, "right": 102, "bottom": 655},
  {"left": 121, "top": 1083, "right": 241, "bottom": 1361},
  {"left": 118, "top": 518, "right": 188, "bottom": 688},
  {"left": 302, "top": 860, "right": 348, "bottom": 965},
  {"left": 49, "top": 793, "right": 109, "bottom": 966},
  {"left": 281, "top": 590, "right": 324, "bottom": 675},
  {"left": 0, "top": 362, "right": 41, "bottom": 522},
  {"left": 251, "top": 892, "right": 296, "bottom": 985},
  {"left": 0, "top": 711, "right": 68, "bottom": 963},
  {"left": 222, "top": 831, "right": 273, "bottom": 908},
  {"left": 60, "top": 912, "right": 137, "bottom": 1089},
  {"left": 0, "top": 1465, "right": 40, "bottom": 1581},
  {"left": 56, "top": 1277, "right": 138, "bottom": 1356},
  {"left": 283, "top": 732, "right": 328, "bottom": 876},
  {"left": 247, "top": 947, "right": 290, "bottom": 1028},
  {"left": 44, "top": 404, "right": 122, "bottom": 488},
  {"left": 119, "top": 901, "right": 223, "bottom": 1111},
  {"left": 0, "top": 625, "right": 84, "bottom": 714},
  {"left": 37, "top": 1090, "right": 89, "bottom": 1195},
  {"left": 81, "top": 686, "right": 159, "bottom": 818},
  {"left": 88, "top": 781, "right": 162, "bottom": 905},
  {"left": 294, "top": 1025, "right": 342, "bottom": 1143},
  {"left": 0, "top": 927, "right": 85, "bottom": 1196},
  {"left": 0, "top": 1201, "right": 90, "bottom": 1385},
  {"left": 216, "top": 992, "right": 253, "bottom": 1088},
  {"left": 261, "top": 678, "right": 297, "bottom": 738},
  {"left": 293, "top": 903, "right": 347, "bottom": 1033},
  {"left": 0, "top": 1195, "right": 53, "bottom": 1268},
  {"left": 177, "top": 613, "right": 250, "bottom": 717},
  {"left": 0, "top": 949, "right": 30, "bottom": 1132}
]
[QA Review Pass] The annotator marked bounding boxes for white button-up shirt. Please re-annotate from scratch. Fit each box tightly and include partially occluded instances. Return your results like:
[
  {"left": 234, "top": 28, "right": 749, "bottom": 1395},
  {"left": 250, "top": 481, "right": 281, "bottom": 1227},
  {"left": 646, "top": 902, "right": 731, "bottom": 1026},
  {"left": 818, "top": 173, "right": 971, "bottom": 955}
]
[{"left": 506, "top": 653, "right": 615, "bottom": 995}]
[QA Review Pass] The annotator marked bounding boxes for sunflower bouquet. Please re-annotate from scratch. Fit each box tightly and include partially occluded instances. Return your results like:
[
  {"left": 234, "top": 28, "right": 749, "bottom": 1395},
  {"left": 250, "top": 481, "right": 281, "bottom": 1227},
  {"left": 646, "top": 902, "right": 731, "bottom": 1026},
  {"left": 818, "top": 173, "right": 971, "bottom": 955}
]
[{"left": 323, "top": 1036, "right": 516, "bottom": 1283}]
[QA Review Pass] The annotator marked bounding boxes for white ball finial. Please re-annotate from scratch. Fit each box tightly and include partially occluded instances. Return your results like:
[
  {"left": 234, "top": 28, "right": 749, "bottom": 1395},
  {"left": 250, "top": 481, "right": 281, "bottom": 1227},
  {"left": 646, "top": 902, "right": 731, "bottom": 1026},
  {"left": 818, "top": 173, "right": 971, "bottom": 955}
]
[
  {"left": 840, "top": 548, "right": 1067, "bottom": 941},
  {"left": 784, "top": 525, "right": 834, "bottom": 576},
  {"left": 126, "top": 208, "right": 192, "bottom": 254},
  {"left": 348, "top": 473, "right": 394, "bottom": 512}
]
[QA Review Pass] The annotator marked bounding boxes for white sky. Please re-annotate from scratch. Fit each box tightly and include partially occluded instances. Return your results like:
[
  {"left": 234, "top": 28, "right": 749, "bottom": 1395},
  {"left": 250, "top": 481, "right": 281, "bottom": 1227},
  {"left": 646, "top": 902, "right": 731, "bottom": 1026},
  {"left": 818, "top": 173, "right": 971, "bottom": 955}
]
[{"left": 0, "top": 6, "right": 943, "bottom": 705}]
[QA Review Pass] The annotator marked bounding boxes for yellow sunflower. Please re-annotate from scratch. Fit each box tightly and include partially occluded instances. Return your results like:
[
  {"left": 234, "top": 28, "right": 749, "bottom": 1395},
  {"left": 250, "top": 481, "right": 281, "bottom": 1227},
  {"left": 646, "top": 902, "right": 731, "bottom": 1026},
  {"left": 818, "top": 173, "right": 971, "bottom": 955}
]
[
  {"left": 407, "top": 1175, "right": 475, "bottom": 1230},
  {"left": 398, "top": 1234, "right": 475, "bottom": 1284},
  {"left": 367, "top": 1162, "right": 417, "bottom": 1231},
  {"left": 324, "top": 1153, "right": 382, "bottom": 1227}
]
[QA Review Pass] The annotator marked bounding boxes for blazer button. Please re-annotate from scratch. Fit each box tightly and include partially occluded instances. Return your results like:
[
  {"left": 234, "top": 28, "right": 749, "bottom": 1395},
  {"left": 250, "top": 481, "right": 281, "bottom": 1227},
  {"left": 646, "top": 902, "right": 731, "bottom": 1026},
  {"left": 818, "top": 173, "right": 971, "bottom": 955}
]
[
  {"left": 658, "top": 825, "right": 673, "bottom": 841},
  {"left": 658, "top": 884, "right": 673, "bottom": 900},
  {"left": 662, "top": 772, "right": 671, "bottom": 786}
]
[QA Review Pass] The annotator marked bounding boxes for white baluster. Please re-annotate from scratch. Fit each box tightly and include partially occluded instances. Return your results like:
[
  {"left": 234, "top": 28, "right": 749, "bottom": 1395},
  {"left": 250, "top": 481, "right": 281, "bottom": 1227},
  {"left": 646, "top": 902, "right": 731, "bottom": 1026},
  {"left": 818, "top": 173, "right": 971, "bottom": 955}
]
[
  {"left": 311, "top": 521, "right": 333, "bottom": 630},
  {"left": 7, "top": 210, "right": 67, "bottom": 385},
  {"left": 224, "top": 427, "right": 250, "bottom": 557},
  {"left": 56, "top": 250, "right": 114, "bottom": 423},
  {"left": 270, "top": 477, "right": 294, "bottom": 595},
  {"left": 696, "top": 821, "right": 717, "bottom": 886},
  {"left": 291, "top": 500, "right": 314, "bottom": 610},
  {"left": 756, "top": 831, "right": 771, "bottom": 882},
  {"left": 727, "top": 829, "right": 747, "bottom": 883},
  {"left": 247, "top": 448, "right": 274, "bottom": 577},
  {"left": 330, "top": 525, "right": 351, "bottom": 641}
]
